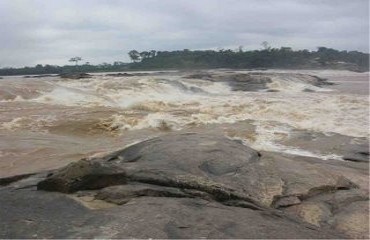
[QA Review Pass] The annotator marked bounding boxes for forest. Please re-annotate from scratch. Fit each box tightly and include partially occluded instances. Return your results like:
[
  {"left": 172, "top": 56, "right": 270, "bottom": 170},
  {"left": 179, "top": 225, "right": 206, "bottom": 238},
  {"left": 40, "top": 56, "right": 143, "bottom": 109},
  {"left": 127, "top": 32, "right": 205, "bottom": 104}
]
[{"left": 0, "top": 46, "right": 368, "bottom": 76}]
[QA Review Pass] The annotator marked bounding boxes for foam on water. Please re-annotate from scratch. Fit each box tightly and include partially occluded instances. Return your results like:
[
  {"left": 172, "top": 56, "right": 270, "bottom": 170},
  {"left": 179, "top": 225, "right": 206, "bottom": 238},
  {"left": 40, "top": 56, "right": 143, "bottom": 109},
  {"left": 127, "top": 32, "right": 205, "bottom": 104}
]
[
  {"left": 4, "top": 73, "right": 366, "bottom": 137},
  {"left": 1, "top": 115, "right": 57, "bottom": 132},
  {"left": 244, "top": 121, "right": 343, "bottom": 160},
  {"left": 1, "top": 71, "right": 368, "bottom": 161},
  {"left": 267, "top": 75, "right": 333, "bottom": 92}
]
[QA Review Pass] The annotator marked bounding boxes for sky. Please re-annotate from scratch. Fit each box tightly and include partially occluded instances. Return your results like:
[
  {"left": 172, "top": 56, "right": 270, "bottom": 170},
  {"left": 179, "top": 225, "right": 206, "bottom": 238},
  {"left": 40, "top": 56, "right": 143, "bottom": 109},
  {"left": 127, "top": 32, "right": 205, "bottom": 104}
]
[{"left": 0, "top": 0, "right": 369, "bottom": 67}]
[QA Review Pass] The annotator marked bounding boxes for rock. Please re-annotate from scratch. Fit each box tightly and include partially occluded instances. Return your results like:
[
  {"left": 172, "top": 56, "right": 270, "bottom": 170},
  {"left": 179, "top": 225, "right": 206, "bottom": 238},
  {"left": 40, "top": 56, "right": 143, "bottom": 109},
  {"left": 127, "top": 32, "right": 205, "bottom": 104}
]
[
  {"left": 0, "top": 173, "right": 35, "bottom": 186},
  {"left": 37, "top": 159, "right": 127, "bottom": 193},
  {"left": 281, "top": 130, "right": 369, "bottom": 163},
  {"left": 0, "top": 187, "right": 342, "bottom": 239},
  {"left": 185, "top": 72, "right": 271, "bottom": 91},
  {"left": 285, "top": 202, "right": 332, "bottom": 227},
  {"left": 38, "top": 133, "right": 284, "bottom": 207},
  {"left": 261, "top": 152, "right": 357, "bottom": 198},
  {"left": 308, "top": 75, "right": 335, "bottom": 86},
  {"left": 222, "top": 74, "right": 272, "bottom": 91},
  {"left": 184, "top": 72, "right": 334, "bottom": 92},
  {"left": 343, "top": 150, "right": 369, "bottom": 163},
  {"left": 184, "top": 72, "right": 213, "bottom": 80},
  {"left": 95, "top": 183, "right": 195, "bottom": 205},
  {"left": 23, "top": 74, "right": 56, "bottom": 78},
  {"left": 1, "top": 132, "right": 366, "bottom": 238},
  {"left": 105, "top": 73, "right": 134, "bottom": 77},
  {"left": 332, "top": 201, "right": 369, "bottom": 239},
  {"left": 58, "top": 73, "right": 92, "bottom": 79},
  {"left": 274, "top": 196, "right": 301, "bottom": 208},
  {"left": 281, "top": 188, "right": 369, "bottom": 238},
  {"left": 37, "top": 132, "right": 363, "bottom": 208}
]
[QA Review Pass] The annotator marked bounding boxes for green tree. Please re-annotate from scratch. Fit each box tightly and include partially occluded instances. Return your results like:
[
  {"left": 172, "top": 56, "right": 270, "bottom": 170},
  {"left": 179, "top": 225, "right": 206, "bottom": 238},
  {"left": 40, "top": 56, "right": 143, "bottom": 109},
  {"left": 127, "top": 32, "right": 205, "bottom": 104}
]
[
  {"left": 128, "top": 50, "right": 140, "bottom": 62},
  {"left": 69, "top": 57, "right": 82, "bottom": 66},
  {"left": 150, "top": 50, "right": 157, "bottom": 58},
  {"left": 261, "top": 41, "right": 271, "bottom": 51}
]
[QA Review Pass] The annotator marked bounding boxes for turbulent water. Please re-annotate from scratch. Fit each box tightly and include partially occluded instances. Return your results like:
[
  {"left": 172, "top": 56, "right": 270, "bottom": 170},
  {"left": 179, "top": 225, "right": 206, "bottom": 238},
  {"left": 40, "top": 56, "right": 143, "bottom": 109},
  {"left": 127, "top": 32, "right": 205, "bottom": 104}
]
[{"left": 0, "top": 69, "right": 368, "bottom": 177}]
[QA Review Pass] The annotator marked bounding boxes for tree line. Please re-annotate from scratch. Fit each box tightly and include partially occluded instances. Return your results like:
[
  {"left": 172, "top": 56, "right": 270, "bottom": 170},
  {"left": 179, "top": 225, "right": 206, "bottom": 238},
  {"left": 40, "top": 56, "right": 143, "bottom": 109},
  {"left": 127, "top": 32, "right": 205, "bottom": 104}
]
[
  {"left": 128, "top": 46, "right": 369, "bottom": 72},
  {"left": 0, "top": 46, "right": 368, "bottom": 76}
]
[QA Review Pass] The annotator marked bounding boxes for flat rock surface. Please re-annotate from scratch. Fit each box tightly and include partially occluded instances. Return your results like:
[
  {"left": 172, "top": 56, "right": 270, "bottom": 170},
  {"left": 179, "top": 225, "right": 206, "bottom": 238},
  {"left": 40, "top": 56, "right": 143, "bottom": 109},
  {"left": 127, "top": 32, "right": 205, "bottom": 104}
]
[{"left": 1, "top": 133, "right": 368, "bottom": 238}]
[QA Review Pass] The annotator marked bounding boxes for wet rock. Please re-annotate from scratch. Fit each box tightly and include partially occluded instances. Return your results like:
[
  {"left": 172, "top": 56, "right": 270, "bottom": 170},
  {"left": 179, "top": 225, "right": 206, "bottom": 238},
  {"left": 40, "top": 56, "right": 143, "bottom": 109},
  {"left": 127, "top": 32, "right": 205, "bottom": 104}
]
[
  {"left": 23, "top": 74, "right": 56, "bottom": 78},
  {"left": 184, "top": 72, "right": 213, "bottom": 80},
  {"left": 58, "top": 73, "right": 92, "bottom": 79},
  {"left": 105, "top": 73, "right": 134, "bottom": 77},
  {"left": 308, "top": 75, "right": 335, "bottom": 86},
  {"left": 222, "top": 74, "right": 272, "bottom": 91},
  {"left": 0, "top": 173, "right": 35, "bottom": 186},
  {"left": 303, "top": 88, "right": 315, "bottom": 92},
  {"left": 185, "top": 72, "right": 271, "bottom": 91},
  {"left": 343, "top": 150, "right": 369, "bottom": 162},
  {"left": 281, "top": 130, "right": 369, "bottom": 163},
  {"left": 184, "top": 72, "right": 333, "bottom": 92}
]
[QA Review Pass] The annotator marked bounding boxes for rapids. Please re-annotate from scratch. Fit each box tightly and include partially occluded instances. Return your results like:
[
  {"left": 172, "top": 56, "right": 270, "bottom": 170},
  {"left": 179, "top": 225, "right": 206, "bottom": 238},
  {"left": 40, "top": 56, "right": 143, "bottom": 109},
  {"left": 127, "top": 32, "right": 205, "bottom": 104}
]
[{"left": 0, "top": 70, "right": 368, "bottom": 177}]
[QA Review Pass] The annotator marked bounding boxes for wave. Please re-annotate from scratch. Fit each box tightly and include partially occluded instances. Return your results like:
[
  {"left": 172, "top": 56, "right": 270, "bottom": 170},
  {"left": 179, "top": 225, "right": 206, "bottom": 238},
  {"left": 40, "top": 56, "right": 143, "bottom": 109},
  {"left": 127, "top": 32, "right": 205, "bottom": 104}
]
[{"left": 0, "top": 72, "right": 368, "bottom": 139}]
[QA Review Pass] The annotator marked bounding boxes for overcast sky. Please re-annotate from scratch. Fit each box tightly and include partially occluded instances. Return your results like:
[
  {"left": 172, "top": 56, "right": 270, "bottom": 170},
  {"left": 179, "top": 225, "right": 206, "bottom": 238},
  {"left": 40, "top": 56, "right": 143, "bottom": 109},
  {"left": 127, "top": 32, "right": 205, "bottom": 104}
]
[{"left": 0, "top": 0, "right": 368, "bottom": 67}]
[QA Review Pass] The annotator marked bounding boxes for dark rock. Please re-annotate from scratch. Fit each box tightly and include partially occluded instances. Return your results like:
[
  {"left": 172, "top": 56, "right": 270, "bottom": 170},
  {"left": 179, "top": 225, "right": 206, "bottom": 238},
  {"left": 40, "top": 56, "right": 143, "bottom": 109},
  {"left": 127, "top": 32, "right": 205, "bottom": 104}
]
[
  {"left": 37, "top": 159, "right": 127, "bottom": 193},
  {"left": 95, "top": 183, "right": 194, "bottom": 205},
  {"left": 184, "top": 72, "right": 335, "bottom": 92},
  {"left": 23, "top": 74, "right": 56, "bottom": 78},
  {"left": 0, "top": 173, "right": 35, "bottom": 186},
  {"left": 0, "top": 187, "right": 109, "bottom": 239},
  {"left": 105, "top": 73, "right": 134, "bottom": 77},
  {"left": 343, "top": 151, "right": 369, "bottom": 163},
  {"left": 222, "top": 74, "right": 272, "bottom": 91},
  {"left": 184, "top": 73, "right": 213, "bottom": 80},
  {"left": 0, "top": 187, "right": 343, "bottom": 239},
  {"left": 303, "top": 88, "right": 315, "bottom": 92},
  {"left": 58, "top": 73, "right": 92, "bottom": 79},
  {"left": 308, "top": 75, "right": 335, "bottom": 86},
  {"left": 274, "top": 196, "right": 302, "bottom": 208},
  {"left": 38, "top": 133, "right": 273, "bottom": 208},
  {"left": 1, "top": 133, "right": 366, "bottom": 238},
  {"left": 185, "top": 72, "right": 272, "bottom": 91}
]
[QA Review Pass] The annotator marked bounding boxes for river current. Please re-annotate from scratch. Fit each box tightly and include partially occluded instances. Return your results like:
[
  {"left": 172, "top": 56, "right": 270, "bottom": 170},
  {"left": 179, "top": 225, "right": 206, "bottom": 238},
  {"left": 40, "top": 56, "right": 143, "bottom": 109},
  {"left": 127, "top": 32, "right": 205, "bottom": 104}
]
[{"left": 0, "top": 69, "right": 368, "bottom": 177}]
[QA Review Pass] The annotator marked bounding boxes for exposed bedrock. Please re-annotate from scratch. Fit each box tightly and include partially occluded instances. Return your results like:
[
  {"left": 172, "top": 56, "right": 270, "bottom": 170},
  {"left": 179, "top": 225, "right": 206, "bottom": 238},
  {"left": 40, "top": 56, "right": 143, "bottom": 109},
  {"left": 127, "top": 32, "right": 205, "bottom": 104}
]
[
  {"left": 1, "top": 133, "right": 368, "bottom": 238},
  {"left": 184, "top": 72, "right": 334, "bottom": 92},
  {"left": 58, "top": 72, "right": 92, "bottom": 79}
]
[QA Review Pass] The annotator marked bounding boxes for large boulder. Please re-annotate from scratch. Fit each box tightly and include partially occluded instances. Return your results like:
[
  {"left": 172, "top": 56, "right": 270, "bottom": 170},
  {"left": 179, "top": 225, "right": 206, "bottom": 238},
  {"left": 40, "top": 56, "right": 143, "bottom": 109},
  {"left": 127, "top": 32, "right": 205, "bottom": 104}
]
[
  {"left": 1, "top": 133, "right": 367, "bottom": 238},
  {"left": 37, "top": 133, "right": 283, "bottom": 208}
]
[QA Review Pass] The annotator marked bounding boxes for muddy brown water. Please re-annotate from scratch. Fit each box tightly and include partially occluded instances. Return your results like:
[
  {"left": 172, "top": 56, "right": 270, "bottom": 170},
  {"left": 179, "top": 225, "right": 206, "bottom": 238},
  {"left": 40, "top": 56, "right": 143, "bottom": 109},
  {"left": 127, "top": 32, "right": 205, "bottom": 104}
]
[{"left": 0, "top": 70, "right": 368, "bottom": 178}]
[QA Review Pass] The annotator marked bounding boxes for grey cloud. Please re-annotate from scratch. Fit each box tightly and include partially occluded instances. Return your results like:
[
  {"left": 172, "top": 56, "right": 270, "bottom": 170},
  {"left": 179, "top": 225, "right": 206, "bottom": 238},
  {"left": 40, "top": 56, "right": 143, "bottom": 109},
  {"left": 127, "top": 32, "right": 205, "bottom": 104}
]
[{"left": 0, "top": 0, "right": 368, "bottom": 67}]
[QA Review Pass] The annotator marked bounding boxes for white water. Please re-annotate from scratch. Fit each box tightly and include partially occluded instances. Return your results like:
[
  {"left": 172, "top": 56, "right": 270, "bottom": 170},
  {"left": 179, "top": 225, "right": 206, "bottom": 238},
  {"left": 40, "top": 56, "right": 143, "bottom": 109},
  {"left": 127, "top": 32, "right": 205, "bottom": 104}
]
[{"left": 0, "top": 70, "right": 368, "bottom": 175}]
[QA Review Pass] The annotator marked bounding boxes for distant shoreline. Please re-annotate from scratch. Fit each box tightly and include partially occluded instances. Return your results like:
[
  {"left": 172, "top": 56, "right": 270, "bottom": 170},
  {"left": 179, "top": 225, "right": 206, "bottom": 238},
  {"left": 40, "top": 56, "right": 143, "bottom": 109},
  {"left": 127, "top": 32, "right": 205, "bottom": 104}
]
[{"left": 1, "top": 47, "right": 369, "bottom": 76}]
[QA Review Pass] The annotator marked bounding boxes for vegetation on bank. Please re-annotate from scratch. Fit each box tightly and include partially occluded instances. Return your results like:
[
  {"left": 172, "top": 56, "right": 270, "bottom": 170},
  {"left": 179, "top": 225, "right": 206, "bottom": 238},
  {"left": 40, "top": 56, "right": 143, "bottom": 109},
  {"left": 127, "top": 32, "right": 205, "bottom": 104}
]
[{"left": 0, "top": 46, "right": 368, "bottom": 76}]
